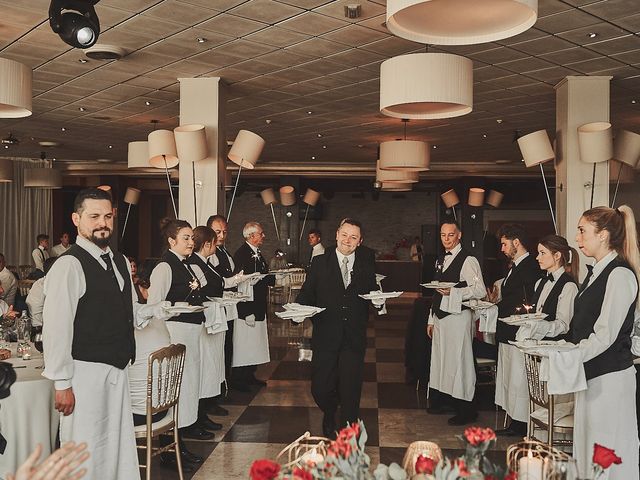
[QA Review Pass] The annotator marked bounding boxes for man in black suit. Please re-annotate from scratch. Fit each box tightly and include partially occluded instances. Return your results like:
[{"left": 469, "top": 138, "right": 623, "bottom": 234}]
[
  {"left": 232, "top": 222, "right": 275, "bottom": 390},
  {"left": 492, "top": 223, "right": 542, "bottom": 437},
  {"left": 297, "top": 218, "right": 379, "bottom": 437}
]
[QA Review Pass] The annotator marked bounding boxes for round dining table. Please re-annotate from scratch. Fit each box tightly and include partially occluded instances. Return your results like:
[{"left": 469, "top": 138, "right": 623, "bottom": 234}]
[{"left": 0, "top": 345, "right": 58, "bottom": 478}]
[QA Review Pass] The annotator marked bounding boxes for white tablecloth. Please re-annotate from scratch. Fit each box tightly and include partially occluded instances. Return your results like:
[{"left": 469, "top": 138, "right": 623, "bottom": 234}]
[{"left": 0, "top": 346, "right": 58, "bottom": 478}]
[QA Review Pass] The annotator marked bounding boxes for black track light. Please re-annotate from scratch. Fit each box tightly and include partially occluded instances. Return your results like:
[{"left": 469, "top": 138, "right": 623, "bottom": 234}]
[{"left": 49, "top": 0, "right": 101, "bottom": 49}]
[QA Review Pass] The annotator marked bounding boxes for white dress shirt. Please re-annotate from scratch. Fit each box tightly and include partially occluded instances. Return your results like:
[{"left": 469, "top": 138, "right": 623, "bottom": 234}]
[
  {"left": 32, "top": 246, "right": 49, "bottom": 271},
  {"left": 0, "top": 267, "right": 17, "bottom": 306},
  {"left": 428, "top": 243, "right": 486, "bottom": 324},
  {"left": 43, "top": 236, "right": 161, "bottom": 390},
  {"left": 0, "top": 299, "right": 9, "bottom": 316},
  {"left": 575, "top": 251, "right": 638, "bottom": 363},
  {"left": 311, "top": 243, "right": 325, "bottom": 260},
  {"left": 148, "top": 250, "right": 206, "bottom": 304},
  {"left": 51, "top": 243, "right": 71, "bottom": 257},
  {"left": 26, "top": 277, "right": 45, "bottom": 326},
  {"left": 533, "top": 266, "right": 578, "bottom": 337}
]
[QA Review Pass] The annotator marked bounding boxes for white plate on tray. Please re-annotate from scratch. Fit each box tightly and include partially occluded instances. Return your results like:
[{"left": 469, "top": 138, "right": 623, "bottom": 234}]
[
  {"left": 163, "top": 305, "right": 206, "bottom": 314},
  {"left": 420, "top": 282, "right": 457, "bottom": 289}
]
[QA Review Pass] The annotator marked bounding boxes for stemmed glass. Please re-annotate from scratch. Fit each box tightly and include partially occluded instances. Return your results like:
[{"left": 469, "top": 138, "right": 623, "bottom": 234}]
[{"left": 33, "top": 332, "right": 44, "bottom": 369}]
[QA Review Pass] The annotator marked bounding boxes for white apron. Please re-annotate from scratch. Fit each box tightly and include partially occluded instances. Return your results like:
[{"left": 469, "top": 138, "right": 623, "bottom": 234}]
[
  {"left": 199, "top": 329, "right": 226, "bottom": 398},
  {"left": 495, "top": 343, "right": 529, "bottom": 422},
  {"left": 430, "top": 309, "right": 476, "bottom": 401},
  {"left": 573, "top": 367, "right": 639, "bottom": 480},
  {"left": 60, "top": 361, "right": 140, "bottom": 480},
  {"left": 166, "top": 321, "right": 201, "bottom": 428},
  {"left": 232, "top": 315, "right": 270, "bottom": 367}
]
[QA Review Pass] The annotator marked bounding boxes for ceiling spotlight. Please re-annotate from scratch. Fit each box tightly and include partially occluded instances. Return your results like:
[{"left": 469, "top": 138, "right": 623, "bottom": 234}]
[
  {"left": 482, "top": 134, "right": 487, "bottom": 138},
  {"left": 344, "top": 4, "right": 361, "bottom": 19},
  {"left": 496, "top": 119, "right": 503, "bottom": 124},
  {"left": 265, "top": 119, "right": 272, "bottom": 124},
  {"left": 322, "top": 145, "right": 327, "bottom": 149},
  {"left": 587, "top": 32, "right": 597, "bottom": 38},
  {"left": 49, "top": 0, "right": 101, "bottom": 49},
  {"left": 145, "top": 101, "right": 151, "bottom": 106},
  {"left": 307, "top": 111, "right": 313, "bottom": 115},
  {"left": 632, "top": 100, "right": 637, "bottom": 104},
  {"left": 311, "top": 156, "right": 316, "bottom": 160},
  {"left": 78, "top": 58, "right": 88, "bottom": 63},
  {"left": 196, "top": 37, "right": 207, "bottom": 43},
  {"left": 61, "top": 127, "right": 66, "bottom": 131},
  {"left": 317, "top": 133, "right": 322, "bottom": 137},
  {"left": 78, "top": 106, "right": 86, "bottom": 111},
  {"left": 432, "top": 145, "right": 437, "bottom": 149},
  {"left": 108, "top": 144, "right": 113, "bottom": 149}
]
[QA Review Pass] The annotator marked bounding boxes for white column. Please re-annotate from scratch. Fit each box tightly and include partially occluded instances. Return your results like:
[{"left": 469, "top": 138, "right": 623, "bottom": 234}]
[
  {"left": 178, "top": 77, "right": 227, "bottom": 226},
  {"left": 555, "top": 76, "right": 611, "bottom": 280}
]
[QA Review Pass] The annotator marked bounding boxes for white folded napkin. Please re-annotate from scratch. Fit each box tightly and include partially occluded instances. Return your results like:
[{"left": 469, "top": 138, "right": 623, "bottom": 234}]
[
  {"left": 540, "top": 348, "right": 587, "bottom": 395},
  {"left": 516, "top": 320, "right": 552, "bottom": 342},
  {"left": 440, "top": 286, "right": 463, "bottom": 314},
  {"left": 244, "top": 314, "right": 256, "bottom": 327},
  {"left": 203, "top": 303, "right": 228, "bottom": 334},
  {"left": 238, "top": 282, "right": 254, "bottom": 301},
  {"left": 224, "top": 304, "right": 238, "bottom": 321},
  {"left": 478, "top": 305, "right": 499, "bottom": 333}
]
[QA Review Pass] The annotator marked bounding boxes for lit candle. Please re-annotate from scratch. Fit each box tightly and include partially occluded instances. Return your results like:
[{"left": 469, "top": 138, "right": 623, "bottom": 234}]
[
  {"left": 22, "top": 352, "right": 31, "bottom": 360},
  {"left": 518, "top": 452, "right": 543, "bottom": 480}
]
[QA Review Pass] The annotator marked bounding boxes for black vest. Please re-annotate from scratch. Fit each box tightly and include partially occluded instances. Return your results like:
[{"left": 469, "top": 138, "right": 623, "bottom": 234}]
[
  {"left": 214, "top": 246, "right": 233, "bottom": 278},
  {"left": 188, "top": 254, "right": 224, "bottom": 298},
  {"left": 432, "top": 249, "right": 470, "bottom": 319},
  {"left": 532, "top": 272, "right": 575, "bottom": 341},
  {"left": 65, "top": 245, "right": 135, "bottom": 369},
  {"left": 568, "top": 257, "right": 636, "bottom": 381},
  {"left": 496, "top": 254, "right": 542, "bottom": 343},
  {"left": 161, "top": 251, "right": 205, "bottom": 325}
]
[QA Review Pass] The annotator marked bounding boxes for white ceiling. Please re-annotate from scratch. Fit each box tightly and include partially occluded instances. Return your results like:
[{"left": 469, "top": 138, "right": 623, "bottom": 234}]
[{"left": 1, "top": 0, "right": 639, "bottom": 179}]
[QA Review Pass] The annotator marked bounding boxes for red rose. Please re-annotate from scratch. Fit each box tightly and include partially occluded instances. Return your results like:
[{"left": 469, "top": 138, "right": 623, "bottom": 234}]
[
  {"left": 249, "top": 459, "right": 281, "bottom": 480},
  {"left": 415, "top": 454, "right": 436, "bottom": 474},
  {"left": 464, "top": 426, "right": 496, "bottom": 446},
  {"left": 292, "top": 467, "right": 313, "bottom": 480},
  {"left": 592, "top": 444, "right": 622, "bottom": 469},
  {"left": 503, "top": 471, "right": 517, "bottom": 480}
]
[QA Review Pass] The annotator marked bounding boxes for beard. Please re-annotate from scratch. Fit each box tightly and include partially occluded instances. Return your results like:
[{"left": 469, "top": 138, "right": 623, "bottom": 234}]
[{"left": 90, "top": 228, "right": 112, "bottom": 248}]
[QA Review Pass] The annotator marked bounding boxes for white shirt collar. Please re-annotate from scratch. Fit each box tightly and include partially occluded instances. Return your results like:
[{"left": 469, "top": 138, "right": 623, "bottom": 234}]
[
  {"left": 335, "top": 249, "right": 355, "bottom": 266},
  {"left": 591, "top": 250, "right": 619, "bottom": 279},
  {"left": 76, "top": 235, "right": 112, "bottom": 261},
  {"left": 168, "top": 249, "right": 186, "bottom": 262},
  {"left": 446, "top": 243, "right": 462, "bottom": 257},
  {"left": 246, "top": 241, "right": 259, "bottom": 254},
  {"left": 312, "top": 243, "right": 324, "bottom": 253},
  {"left": 550, "top": 266, "right": 565, "bottom": 280},
  {"left": 513, "top": 251, "right": 530, "bottom": 266},
  {"left": 195, "top": 252, "right": 207, "bottom": 263}
]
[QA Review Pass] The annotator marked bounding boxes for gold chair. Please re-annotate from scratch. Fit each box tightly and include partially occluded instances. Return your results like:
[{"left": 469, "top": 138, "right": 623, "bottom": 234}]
[
  {"left": 18, "top": 279, "right": 35, "bottom": 297},
  {"left": 6, "top": 265, "right": 17, "bottom": 275},
  {"left": 523, "top": 353, "right": 574, "bottom": 447},
  {"left": 134, "top": 343, "right": 186, "bottom": 480},
  {"left": 18, "top": 265, "right": 33, "bottom": 280},
  {"left": 287, "top": 270, "right": 307, "bottom": 303}
]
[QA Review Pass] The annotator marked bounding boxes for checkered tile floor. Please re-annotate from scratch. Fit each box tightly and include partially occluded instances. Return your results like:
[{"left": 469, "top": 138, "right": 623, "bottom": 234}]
[{"left": 153, "top": 297, "right": 511, "bottom": 479}]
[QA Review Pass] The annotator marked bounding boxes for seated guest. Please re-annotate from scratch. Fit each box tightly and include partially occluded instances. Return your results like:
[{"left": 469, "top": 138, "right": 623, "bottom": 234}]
[
  {"left": 30, "top": 234, "right": 50, "bottom": 278},
  {"left": 51, "top": 232, "right": 72, "bottom": 257},
  {"left": 0, "top": 253, "right": 17, "bottom": 306},
  {"left": 0, "top": 280, "right": 17, "bottom": 321},
  {"left": 269, "top": 249, "right": 288, "bottom": 271},
  {"left": 569, "top": 206, "right": 639, "bottom": 479},
  {"left": 26, "top": 257, "right": 57, "bottom": 327}
]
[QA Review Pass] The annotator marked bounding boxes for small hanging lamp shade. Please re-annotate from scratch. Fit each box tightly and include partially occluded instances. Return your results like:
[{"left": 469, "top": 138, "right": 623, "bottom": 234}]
[
  {"left": 379, "top": 141, "right": 430, "bottom": 171},
  {"left": 441, "top": 189, "right": 460, "bottom": 208},
  {"left": 376, "top": 160, "right": 419, "bottom": 183},
  {"left": 517, "top": 130, "right": 554, "bottom": 167},
  {"left": 486, "top": 190, "right": 504, "bottom": 208},
  {"left": 386, "top": 0, "right": 538, "bottom": 45},
  {"left": 24, "top": 168, "right": 62, "bottom": 188},
  {"left": 148, "top": 130, "right": 179, "bottom": 168},
  {"left": 380, "top": 53, "right": 473, "bottom": 120},
  {"left": 174, "top": 124, "right": 208, "bottom": 163},
  {"left": 0, "top": 58, "right": 32, "bottom": 118},
  {"left": 381, "top": 182, "right": 412, "bottom": 192},
  {"left": 228, "top": 130, "right": 265, "bottom": 169},
  {"left": 0, "top": 159, "right": 13, "bottom": 182},
  {"left": 303, "top": 188, "right": 321, "bottom": 206},
  {"left": 577, "top": 122, "right": 612, "bottom": 164},
  {"left": 613, "top": 129, "right": 640, "bottom": 168},
  {"left": 260, "top": 188, "right": 277, "bottom": 205},
  {"left": 127, "top": 141, "right": 149, "bottom": 168},
  {"left": 279, "top": 186, "right": 296, "bottom": 206},
  {"left": 124, "top": 187, "right": 141, "bottom": 205},
  {"left": 468, "top": 188, "right": 485, "bottom": 207},
  {"left": 97, "top": 185, "right": 111, "bottom": 193}
]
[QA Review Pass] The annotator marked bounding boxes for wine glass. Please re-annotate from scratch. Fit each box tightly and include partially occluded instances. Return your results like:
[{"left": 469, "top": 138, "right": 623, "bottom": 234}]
[{"left": 33, "top": 332, "right": 44, "bottom": 369}]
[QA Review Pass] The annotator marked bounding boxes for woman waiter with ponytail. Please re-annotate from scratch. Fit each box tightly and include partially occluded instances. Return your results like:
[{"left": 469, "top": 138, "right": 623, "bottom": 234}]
[{"left": 570, "top": 206, "right": 640, "bottom": 479}]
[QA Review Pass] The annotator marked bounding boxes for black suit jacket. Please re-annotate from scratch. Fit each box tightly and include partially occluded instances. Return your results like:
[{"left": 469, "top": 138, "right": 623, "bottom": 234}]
[
  {"left": 233, "top": 242, "right": 274, "bottom": 321},
  {"left": 496, "top": 254, "right": 542, "bottom": 343},
  {"left": 297, "top": 245, "right": 378, "bottom": 354}
]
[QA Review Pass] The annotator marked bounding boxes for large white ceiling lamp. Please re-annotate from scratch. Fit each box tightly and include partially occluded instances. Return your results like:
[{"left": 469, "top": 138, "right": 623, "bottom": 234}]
[
  {"left": 227, "top": 129, "right": 265, "bottom": 220},
  {"left": 517, "top": 129, "right": 557, "bottom": 233},
  {"left": 380, "top": 53, "right": 472, "bottom": 120},
  {"left": 386, "top": 0, "right": 538, "bottom": 45},
  {"left": 0, "top": 159, "right": 13, "bottom": 182},
  {"left": 0, "top": 58, "right": 32, "bottom": 118},
  {"left": 381, "top": 182, "right": 412, "bottom": 192},
  {"left": 376, "top": 160, "right": 419, "bottom": 183},
  {"left": 379, "top": 140, "right": 430, "bottom": 172},
  {"left": 611, "top": 129, "right": 640, "bottom": 208},
  {"left": 127, "top": 141, "right": 149, "bottom": 168},
  {"left": 175, "top": 124, "right": 208, "bottom": 224},
  {"left": 260, "top": 188, "right": 280, "bottom": 241},
  {"left": 121, "top": 187, "right": 141, "bottom": 240},
  {"left": 441, "top": 189, "right": 460, "bottom": 220},
  {"left": 24, "top": 168, "right": 62, "bottom": 188},
  {"left": 577, "top": 121, "right": 612, "bottom": 209}
]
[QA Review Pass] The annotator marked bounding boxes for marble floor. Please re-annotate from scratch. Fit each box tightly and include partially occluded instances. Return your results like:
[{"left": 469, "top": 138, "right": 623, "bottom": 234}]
[{"left": 151, "top": 297, "right": 512, "bottom": 479}]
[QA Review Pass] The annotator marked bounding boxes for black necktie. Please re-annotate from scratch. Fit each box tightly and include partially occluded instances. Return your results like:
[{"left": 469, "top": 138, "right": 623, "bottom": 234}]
[
  {"left": 444, "top": 251, "right": 452, "bottom": 256},
  {"left": 579, "top": 265, "right": 594, "bottom": 293},
  {"left": 547, "top": 273, "right": 555, "bottom": 283},
  {"left": 100, "top": 253, "right": 120, "bottom": 291}
]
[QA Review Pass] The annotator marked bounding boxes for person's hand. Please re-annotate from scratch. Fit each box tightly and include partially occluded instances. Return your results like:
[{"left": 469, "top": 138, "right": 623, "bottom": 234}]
[
  {"left": 7, "top": 442, "right": 89, "bottom": 480},
  {"left": 436, "top": 288, "right": 451, "bottom": 296},
  {"left": 427, "top": 324, "right": 433, "bottom": 338},
  {"left": 486, "top": 286, "right": 499, "bottom": 303},
  {"left": 55, "top": 388, "right": 75, "bottom": 416},
  {"left": 3, "top": 305, "right": 17, "bottom": 320}
]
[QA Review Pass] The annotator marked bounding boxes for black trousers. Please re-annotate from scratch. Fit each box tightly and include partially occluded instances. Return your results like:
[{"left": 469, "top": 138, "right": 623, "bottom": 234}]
[
  {"left": 311, "top": 347, "right": 365, "bottom": 428},
  {"left": 224, "top": 319, "right": 234, "bottom": 380}
]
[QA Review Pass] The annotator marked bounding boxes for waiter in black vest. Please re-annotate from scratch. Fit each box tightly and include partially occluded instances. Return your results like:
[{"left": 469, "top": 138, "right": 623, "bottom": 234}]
[
  {"left": 42, "top": 188, "right": 167, "bottom": 480},
  {"left": 426, "top": 221, "right": 486, "bottom": 425},
  {"left": 492, "top": 223, "right": 542, "bottom": 437},
  {"left": 297, "top": 218, "right": 378, "bottom": 437}
]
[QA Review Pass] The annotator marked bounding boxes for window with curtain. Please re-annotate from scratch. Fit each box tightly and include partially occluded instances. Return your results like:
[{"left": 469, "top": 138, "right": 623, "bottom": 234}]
[{"left": 0, "top": 157, "right": 53, "bottom": 267}]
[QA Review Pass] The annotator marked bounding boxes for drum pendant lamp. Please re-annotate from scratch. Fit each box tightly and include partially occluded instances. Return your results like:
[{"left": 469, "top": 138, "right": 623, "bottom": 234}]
[
  {"left": 0, "top": 58, "right": 32, "bottom": 118},
  {"left": 175, "top": 124, "right": 208, "bottom": 225},
  {"left": 299, "top": 188, "right": 321, "bottom": 240},
  {"left": 148, "top": 129, "right": 179, "bottom": 217},
  {"left": 440, "top": 189, "right": 459, "bottom": 220},
  {"left": 577, "top": 122, "right": 612, "bottom": 209},
  {"left": 122, "top": 187, "right": 141, "bottom": 240},
  {"left": 260, "top": 188, "right": 280, "bottom": 241},
  {"left": 386, "top": 0, "right": 538, "bottom": 45},
  {"left": 611, "top": 129, "right": 640, "bottom": 207},
  {"left": 227, "top": 130, "right": 265, "bottom": 221}
]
